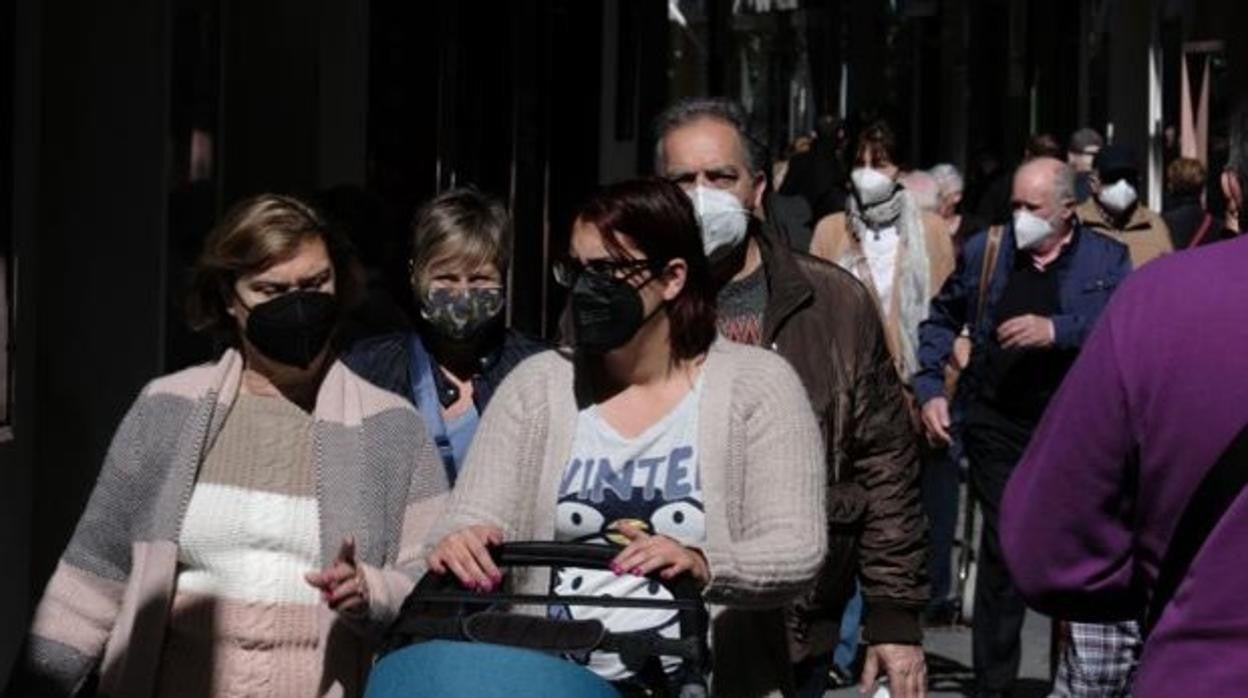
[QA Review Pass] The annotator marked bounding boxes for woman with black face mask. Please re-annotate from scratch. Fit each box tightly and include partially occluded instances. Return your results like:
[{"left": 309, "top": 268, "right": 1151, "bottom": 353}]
[
  {"left": 18, "top": 194, "right": 450, "bottom": 698},
  {"left": 343, "top": 188, "right": 545, "bottom": 484},
  {"left": 422, "top": 178, "right": 827, "bottom": 695}
]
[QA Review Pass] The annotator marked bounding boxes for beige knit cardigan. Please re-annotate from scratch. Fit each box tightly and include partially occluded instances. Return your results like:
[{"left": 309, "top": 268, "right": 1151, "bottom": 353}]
[
  {"left": 420, "top": 338, "right": 828, "bottom": 697},
  {"left": 22, "top": 350, "right": 450, "bottom": 697}
]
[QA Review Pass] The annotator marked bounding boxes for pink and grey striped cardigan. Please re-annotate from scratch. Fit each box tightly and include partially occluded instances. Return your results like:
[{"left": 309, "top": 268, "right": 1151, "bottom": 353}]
[{"left": 21, "top": 349, "right": 449, "bottom": 697}]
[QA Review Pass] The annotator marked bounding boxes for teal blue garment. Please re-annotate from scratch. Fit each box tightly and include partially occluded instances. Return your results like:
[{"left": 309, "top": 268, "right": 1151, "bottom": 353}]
[
  {"left": 444, "top": 404, "right": 480, "bottom": 473},
  {"left": 407, "top": 334, "right": 483, "bottom": 483},
  {"left": 834, "top": 581, "right": 864, "bottom": 671},
  {"left": 366, "top": 641, "right": 621, "bottom": 698}
]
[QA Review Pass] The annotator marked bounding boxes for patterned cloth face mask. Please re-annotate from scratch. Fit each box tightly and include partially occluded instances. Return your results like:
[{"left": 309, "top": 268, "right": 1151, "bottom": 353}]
[{"left": 420, "top": 287, "right": 506, "bottom": 341}]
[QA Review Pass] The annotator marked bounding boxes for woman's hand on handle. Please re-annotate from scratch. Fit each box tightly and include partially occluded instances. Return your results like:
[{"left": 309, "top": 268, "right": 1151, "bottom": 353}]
[
  {"left": 427, "top": 524, "right": 505, "bottom": 591},
  {"left": 610, "top": 525, "right": 710, "bottom": 587}
]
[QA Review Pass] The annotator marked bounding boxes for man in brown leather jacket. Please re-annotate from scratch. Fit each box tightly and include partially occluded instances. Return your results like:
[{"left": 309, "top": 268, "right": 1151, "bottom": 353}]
[{"left": 654, "top": 97, "right": 929, "bottom": 697}]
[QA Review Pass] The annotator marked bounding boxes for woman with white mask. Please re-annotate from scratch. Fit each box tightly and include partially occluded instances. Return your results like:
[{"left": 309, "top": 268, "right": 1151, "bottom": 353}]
[{"left": 809, "top": 122, "right": 955, "bottom": 389}]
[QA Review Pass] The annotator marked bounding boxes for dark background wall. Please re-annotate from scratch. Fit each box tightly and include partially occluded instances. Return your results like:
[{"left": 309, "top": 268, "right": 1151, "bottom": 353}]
[
  {"left": 0, "top": 0, "right": 30, "bottom": 683},
  {"left": 20, "top": 0, "right": 174, "bottom": 664}
]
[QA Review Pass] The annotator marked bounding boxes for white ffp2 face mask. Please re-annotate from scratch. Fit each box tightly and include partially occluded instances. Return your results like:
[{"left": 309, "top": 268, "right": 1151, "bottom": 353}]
[
  {"left": 687, "top": 185, "right": 750, "bottom": 257},
  {"left": 1098, "top": 179, "right": 1138, "bottom": 214},
  {"left": 1013, "top": 209, "right": 1055, "bottom": 251},
  {"left": 851, "top": 167, "right": 897, "bottom": 207}
]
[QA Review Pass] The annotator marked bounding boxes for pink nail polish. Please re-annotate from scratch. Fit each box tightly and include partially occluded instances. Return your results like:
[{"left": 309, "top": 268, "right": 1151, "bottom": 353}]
[{"left": 631, "top": 567, "right": 643, "bottom": 576}]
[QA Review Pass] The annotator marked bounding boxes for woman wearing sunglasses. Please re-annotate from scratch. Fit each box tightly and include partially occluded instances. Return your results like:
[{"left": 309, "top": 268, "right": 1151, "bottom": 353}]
[{"left": 423, "top": 177, "right": 827, "bottom": 696}]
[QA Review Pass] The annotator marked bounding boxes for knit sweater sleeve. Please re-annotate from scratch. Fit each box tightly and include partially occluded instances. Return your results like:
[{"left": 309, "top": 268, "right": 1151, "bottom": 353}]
[
  {"left": 701, "top": 352, "right": 828, "bottom": 608},
  {"left": 21, "top": 390, "right": 154, "bottom": 696},
  {"left": 358, "top": 406, "right": 452, "bottom": 630}
]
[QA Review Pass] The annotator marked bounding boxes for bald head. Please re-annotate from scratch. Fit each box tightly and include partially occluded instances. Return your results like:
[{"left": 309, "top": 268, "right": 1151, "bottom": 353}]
[
  {"left": 1013, "top": 157, "right": 1075, "bottom": 214},
  {"left": 1011, "top": 157, "right": 1077, "bottom": 249}
]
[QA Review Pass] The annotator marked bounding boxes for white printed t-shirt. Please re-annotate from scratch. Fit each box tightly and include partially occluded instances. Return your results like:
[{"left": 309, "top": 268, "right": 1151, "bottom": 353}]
[{"left": 549, "top": 377, "right": 705, "bottom": 682}]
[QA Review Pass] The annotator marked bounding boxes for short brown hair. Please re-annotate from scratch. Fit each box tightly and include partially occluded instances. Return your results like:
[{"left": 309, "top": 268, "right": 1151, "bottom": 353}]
[
  {"left": 1026, "top": 133, "right": 1064, "bottom": 160},
  {"left": 854, "top": 122, "right": 897, "bottom": 168},
  {"left": 1167, "top": 157, "right": 1207, "bottom": 197},
  {"left": 186, "top": 193, "right": 361, "bottom": 340},
  {"left": 409, "top": 188, "right": 511, "bottom": 294}
]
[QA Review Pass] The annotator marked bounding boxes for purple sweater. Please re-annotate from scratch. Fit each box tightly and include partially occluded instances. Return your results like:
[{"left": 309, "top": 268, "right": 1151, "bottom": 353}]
[{"left": 1001, "top": 235, "right": 1248, "bottom": 697}]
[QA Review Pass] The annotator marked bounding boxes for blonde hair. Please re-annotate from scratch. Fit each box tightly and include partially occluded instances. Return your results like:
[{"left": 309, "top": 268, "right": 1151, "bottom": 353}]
[
  {"left": 1166, "top": 157, "right": 1206, "bottom": 197},
  {"left": 186, "top": 193, "right": 360, "bottom": 338},
  {"left": 409, "top": 188, "right": 511, "bottom": 293}
]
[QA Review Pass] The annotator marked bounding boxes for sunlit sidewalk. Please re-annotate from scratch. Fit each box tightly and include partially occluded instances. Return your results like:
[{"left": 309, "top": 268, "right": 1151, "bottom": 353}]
[{"left": 827, "top": 611, "right": 1051, "bottom": 698}]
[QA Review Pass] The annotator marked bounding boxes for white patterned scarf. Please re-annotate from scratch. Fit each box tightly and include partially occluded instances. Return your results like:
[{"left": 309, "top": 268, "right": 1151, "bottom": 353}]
[{"left": 843, "top": 186, "right": 932, "bottom": 382}]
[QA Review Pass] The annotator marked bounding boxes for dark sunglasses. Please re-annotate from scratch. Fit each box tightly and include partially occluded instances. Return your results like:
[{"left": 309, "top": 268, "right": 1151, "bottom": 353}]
[{"left": 552, "top": 257, "right": 666, "bottom": 289}]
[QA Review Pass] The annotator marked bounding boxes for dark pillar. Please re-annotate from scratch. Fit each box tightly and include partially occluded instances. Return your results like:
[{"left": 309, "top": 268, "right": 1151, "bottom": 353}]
[
  {"left": 222, "top": 0, "right": 320, "bottom": 200},
  {"left": 940, "top": 0, "right": 971, "bottom": 169},
  {"left": 29, "top": 0, "right": 172, "bottom": 601},
  {"left": 0, "top": 0, "right": 38, "bottom": 683},
  {"left": 1106, "top": 0, "right": 1152, "bottom": 152}
]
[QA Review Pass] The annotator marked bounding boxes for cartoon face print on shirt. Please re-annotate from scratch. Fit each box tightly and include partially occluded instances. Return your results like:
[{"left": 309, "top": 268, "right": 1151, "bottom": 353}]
[
  {"left": 549, "top": 448, "right": 706, "bottom": 676},
  {"left": 555, "top": 446, "right": 706, "bottom": 545},
  {"left": 556, "top": 488, "right": 705, "bottom": 547}
]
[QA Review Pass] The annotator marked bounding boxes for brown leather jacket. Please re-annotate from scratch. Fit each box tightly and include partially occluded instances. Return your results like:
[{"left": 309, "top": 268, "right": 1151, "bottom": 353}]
[{"left": 756, "top": 226, "right": 929, "bottom": 645}]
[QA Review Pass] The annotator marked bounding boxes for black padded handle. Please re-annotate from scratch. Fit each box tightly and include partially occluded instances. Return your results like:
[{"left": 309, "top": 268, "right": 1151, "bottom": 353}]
[
  {"left": 491, "top": 541, "right": 618, "bottom": 570},
  {"left": 417, "top": 541, "right": 704, "bottom": 603}
]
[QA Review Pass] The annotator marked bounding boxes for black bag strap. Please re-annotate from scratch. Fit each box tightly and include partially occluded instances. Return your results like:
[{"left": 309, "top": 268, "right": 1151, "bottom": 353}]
[{"left": 1145, "top": 423, "right": 1248, "bottom": 634}]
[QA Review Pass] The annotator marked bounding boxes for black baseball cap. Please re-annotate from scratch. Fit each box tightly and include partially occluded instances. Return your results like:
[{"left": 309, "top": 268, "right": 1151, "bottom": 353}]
[{"left": 1093, "top": 144, "right": 1139, "bottom": 181}]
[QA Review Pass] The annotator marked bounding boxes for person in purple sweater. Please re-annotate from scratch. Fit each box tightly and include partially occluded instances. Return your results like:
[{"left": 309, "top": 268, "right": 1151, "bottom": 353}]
[{"left": 1001, "top": 229, "right": 1248, "bottom": 697}]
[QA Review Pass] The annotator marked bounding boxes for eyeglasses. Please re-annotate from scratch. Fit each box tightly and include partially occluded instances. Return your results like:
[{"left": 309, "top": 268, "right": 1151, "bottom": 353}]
[{"left": 551, "top": 258, "right": 664, "bottom": 288}]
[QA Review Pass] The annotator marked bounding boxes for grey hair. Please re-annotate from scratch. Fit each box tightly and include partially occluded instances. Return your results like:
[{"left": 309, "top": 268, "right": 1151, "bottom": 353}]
[
  {"left": 928, "top": 163, "right": 964, "bottom": 198},
  {"left": 1052, "top": 162, "right": 1077, "bottom": 209},
  {"left": 653, "top": 97, "right": 765, "bottom": 176}
]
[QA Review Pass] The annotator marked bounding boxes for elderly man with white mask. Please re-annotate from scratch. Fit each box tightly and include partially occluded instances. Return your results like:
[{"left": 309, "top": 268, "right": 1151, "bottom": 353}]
[{"left": 914, "top": 157, "right": 1132, "bottom": 697}]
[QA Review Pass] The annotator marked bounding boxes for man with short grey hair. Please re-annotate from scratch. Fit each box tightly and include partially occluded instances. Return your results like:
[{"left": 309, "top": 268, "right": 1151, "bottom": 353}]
[
  {"left": 915, "top": 157, "right": 1132, "bottom": 697},
  {"left": 654, "top": 96, "right": 929, "bottom": 698},
  {"left": 929, "top": 163, "right": 983, "bottom": 242}
]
